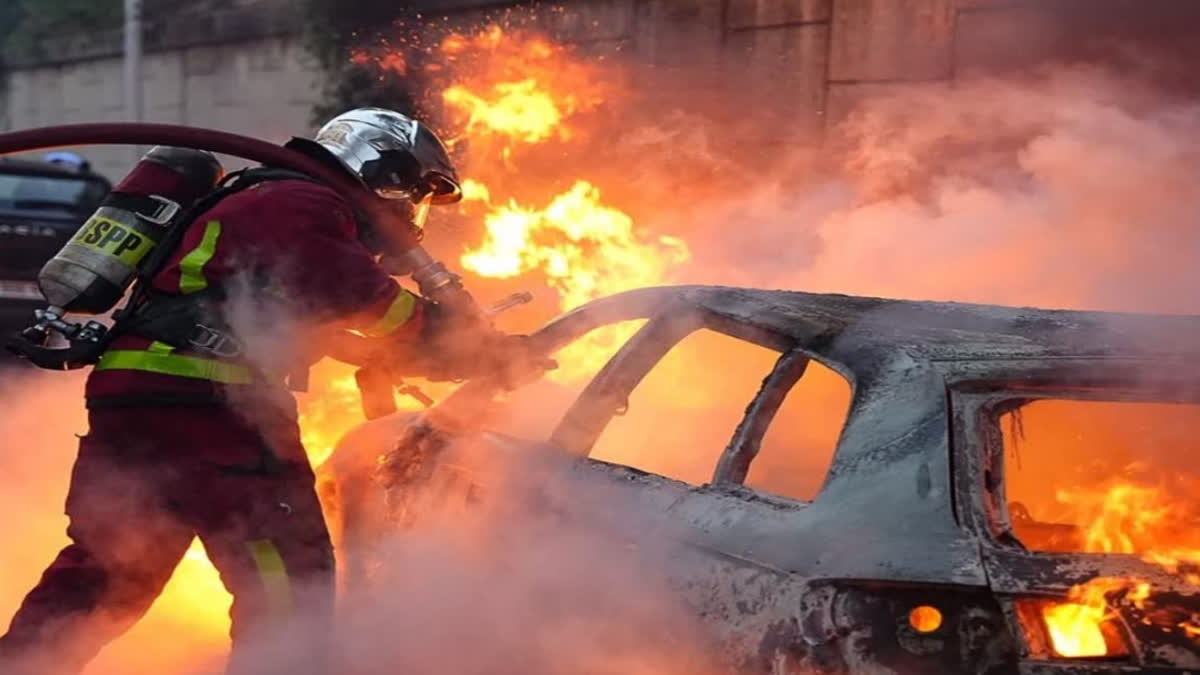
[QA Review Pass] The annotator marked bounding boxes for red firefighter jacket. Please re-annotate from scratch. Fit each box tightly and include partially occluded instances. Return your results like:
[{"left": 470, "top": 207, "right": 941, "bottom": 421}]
[{"left": 85, "top": 178, "right": 423, "bottom": 405}]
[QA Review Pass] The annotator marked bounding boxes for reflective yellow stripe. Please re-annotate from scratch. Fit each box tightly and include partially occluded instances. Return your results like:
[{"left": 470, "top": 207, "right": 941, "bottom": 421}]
[
  {"left": 95, "top": 349, "right": 253, "bottom": 384},
  {"left": 361, "top": 289, "right": 417, "bottom": 337},
  {"left": 246, "top": 539, "right": 292, "bottom": 617},
  {"left": 147, "top": 341, "right": 175, "bottom": 354},
  {"left": 178, "top": 220, "right": 221, "bottom": 294}
]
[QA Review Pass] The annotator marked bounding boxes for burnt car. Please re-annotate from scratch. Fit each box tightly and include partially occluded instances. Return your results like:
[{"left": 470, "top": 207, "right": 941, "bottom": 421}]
[
  {"left": 320, "top": 286, "right": 1200, "bottom": 674},
  {"left": 0, "top": 156, "right": 111, "bottom": 342}
]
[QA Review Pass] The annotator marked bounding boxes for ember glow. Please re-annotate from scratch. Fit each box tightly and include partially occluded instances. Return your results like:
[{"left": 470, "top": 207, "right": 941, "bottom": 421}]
[{"left": 350, "top": 48, "right": 407, "bottom": 75}]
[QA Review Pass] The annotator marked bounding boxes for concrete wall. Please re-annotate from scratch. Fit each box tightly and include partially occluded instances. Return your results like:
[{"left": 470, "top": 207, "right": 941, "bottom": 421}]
[
  {"left": 0, "top": 0, "right": 320, "bottom": 180},
  {"left": 3, "top": 36, "right": 321, "bottom": 179},
  {"left": 3, "top": 0, "right": 1196, "bottom": 179},
  {"left": 417, "top": 0, "right": 1200, "bottom": 139}
]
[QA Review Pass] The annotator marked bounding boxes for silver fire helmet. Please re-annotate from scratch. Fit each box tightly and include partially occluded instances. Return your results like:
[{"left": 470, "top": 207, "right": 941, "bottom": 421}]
[{"left": 288, "top": 108, "right": 462, "bottom": 209}]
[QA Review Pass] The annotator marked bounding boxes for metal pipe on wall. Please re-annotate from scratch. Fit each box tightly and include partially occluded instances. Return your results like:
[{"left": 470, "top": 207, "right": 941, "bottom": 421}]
[{"left": 123, "top": 0, "right": 143, "bottom": 162}]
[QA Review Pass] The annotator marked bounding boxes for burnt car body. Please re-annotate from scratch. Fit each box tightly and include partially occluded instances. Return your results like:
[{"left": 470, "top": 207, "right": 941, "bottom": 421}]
[
  {"left": 0, "top": 157, "right": 111, "bottom": 341},
  {"left": 320, "top": 286, "right": 1200, "bottom": 674}
]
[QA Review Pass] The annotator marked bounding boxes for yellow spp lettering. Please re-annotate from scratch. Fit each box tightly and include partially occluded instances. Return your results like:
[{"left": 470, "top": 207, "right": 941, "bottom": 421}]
[{"left": 73, "top": 216, "right": 155, "bottom": 266}]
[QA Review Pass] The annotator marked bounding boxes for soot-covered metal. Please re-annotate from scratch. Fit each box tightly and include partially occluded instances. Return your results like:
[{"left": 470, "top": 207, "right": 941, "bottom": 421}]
[{"left": 320, "top": 286, "right": 1200, "bottom": 674}]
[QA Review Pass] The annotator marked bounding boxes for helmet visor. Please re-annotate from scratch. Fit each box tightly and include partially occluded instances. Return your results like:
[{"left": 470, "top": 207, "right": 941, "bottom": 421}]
[
  {"left": 378, "top": 190, "right": 434, "bottom": 229},
  {"left": 411, "top": 195, "right": 432, "bottom": 228}
]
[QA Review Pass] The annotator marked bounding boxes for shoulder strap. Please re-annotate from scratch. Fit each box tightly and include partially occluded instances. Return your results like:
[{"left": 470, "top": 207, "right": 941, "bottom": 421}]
[
  {"left": 117, "top": 288, "right": 244, "bottom": 357},
  {"left": 233, "top": 167, "right": 315, "bottom": 186},
  {"left": 135, "top": 167, "right": 316, "bottom": 288},
  {"left": 112, "top": 166, "right": 320, "bottom": 328}
]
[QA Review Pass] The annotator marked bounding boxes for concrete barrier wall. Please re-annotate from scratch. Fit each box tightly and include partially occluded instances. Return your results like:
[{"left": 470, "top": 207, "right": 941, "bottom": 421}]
[
  {"left": 0, "top": 0, "right": 319, "bottom": 179},
  {"left": 3, "top": 36, "right": 321, "bottom": 179},
  {"left": 3, "top": 0, "right": 1193, "bottom": 179}
]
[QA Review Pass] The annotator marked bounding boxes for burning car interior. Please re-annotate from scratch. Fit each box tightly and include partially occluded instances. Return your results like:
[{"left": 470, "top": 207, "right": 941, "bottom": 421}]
[{"left": 994, "top": 396, "right": 1200, "bottom": 662}]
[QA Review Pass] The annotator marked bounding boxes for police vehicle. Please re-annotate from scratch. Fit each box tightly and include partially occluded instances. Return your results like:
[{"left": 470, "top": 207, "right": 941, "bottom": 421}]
[{"left": 0, "top": 154, "right": 111, "bottom": 346}]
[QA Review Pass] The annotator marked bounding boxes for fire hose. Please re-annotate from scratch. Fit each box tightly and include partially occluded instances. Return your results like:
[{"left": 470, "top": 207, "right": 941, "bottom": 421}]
[
  {"left": 0, "top": 123, "right": 527, "bottom": 416},
  {"left": 0, "top": 124, "right": 382, "bottom": 231}
]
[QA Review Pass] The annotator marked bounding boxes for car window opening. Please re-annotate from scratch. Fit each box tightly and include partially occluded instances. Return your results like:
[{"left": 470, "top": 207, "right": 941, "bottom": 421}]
[
  {"left": 587, "top": 328, "right": 850, "bottom": 501},
  {"left": 0, "top": 173, "right": 109, "bottom": 215},
  {"left": 999, "top": 399, "right": 1200, "bottom": 558},
  {"left": 467, "top": 320, "right": 650, "bottom": 443}
]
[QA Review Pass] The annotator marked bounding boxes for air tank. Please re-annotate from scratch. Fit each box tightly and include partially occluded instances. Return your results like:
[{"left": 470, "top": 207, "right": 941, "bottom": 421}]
[{"left": 38, "top": 146, "right": 223, "bottom": 313}]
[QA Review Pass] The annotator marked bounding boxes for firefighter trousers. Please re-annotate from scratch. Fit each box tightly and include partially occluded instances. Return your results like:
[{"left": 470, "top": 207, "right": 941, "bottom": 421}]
[{"left": 0, "top": 405, "right": 335, "bottom": 674}]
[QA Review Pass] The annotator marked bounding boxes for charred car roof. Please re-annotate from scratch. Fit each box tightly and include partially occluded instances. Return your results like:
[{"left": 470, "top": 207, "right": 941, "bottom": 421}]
[{"left": 560, "top": 285, "right": 1200, "bottom": 362}]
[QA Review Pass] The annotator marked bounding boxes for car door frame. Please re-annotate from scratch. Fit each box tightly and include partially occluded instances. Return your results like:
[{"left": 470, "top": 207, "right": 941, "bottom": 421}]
[
  {"left": 534, "top": 290, "right": 982, "bottom": 586},
  {"left": 549, "top": 301, "right": 795, "bottom": 458},
  {"left": 946, "top": 357, "right": 1200, "bottom": 664},
  {"left": 947, "top": 357, "right": 1200, "bottom": 590}
]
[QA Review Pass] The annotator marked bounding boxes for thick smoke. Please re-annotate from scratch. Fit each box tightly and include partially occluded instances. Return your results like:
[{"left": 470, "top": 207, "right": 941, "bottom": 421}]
[
  {"left": 668, "top": 66, "right": 1200, "bottom": 314},
  {"left": 331, "top": 446, "right": 718, "bottom": 674},
  {"left": 653, "top": 65, "right": 1200, "bottom": 554}
]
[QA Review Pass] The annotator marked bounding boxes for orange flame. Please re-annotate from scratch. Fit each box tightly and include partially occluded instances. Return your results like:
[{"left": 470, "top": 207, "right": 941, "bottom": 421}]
[
  {"left": 297, "top": 359, "right": 453, "bottom": 467},
  {"left": 1039, "top": 479, "right": 1200, "bottom": 655},
  {"left": 1058, "top": 481, "right": 1183, "bottom": 555},
  {"left": 290, "top": 27, "right": 630, "bottom": 468},
  {"left": 297, "top": 360, "right": 375, "bottom": 467},
  {"left": 1043, "top": 577, "right": 1132, "bottom": 657},
  {"left": 436, "top": 25, "right": 612, "bottom": 151},
  {"left": 461, "top": 179, "right": 689, "bottom": 309},
  {"left": 428, "top": 27, "right": 690, "bottom": 381},
  {"left": 460, "top": 179, "right": 689, "bottom": 379},
  {"left": 443, "top": 78, "right": 571, "bottom": 144}
]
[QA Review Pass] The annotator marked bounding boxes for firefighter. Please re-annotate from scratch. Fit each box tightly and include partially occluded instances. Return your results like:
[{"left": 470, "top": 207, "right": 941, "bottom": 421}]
[{"left": 0, "top": 108, "right": 528, "bottom": 673}]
